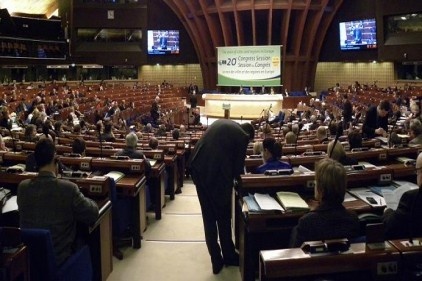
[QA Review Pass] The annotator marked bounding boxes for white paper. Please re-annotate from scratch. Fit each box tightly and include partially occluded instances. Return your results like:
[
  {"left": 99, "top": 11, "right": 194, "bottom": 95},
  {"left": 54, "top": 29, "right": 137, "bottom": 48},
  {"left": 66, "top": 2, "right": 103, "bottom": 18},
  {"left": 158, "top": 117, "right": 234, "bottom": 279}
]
[
  {"left": 2, "top": 196, "right": 18, "bottom": 213},
  {"left": 358, "top": 161, "right": 376, "bottom": 169},
  {"left": 253, "top": 193, "right": 284, "bottom": 212},
  {"left": 382, "top": 181, "right": 418, "bottom": 210},
  {"left": 348, "top": 188, "right": 385, "bottom": 206}
]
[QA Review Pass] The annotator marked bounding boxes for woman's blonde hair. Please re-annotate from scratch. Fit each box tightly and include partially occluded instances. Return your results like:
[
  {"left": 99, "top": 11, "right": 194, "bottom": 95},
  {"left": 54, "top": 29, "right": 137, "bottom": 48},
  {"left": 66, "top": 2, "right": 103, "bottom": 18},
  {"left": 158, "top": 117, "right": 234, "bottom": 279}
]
[{"left": 315, "top": 158, "right": 346, "bottom": 204}]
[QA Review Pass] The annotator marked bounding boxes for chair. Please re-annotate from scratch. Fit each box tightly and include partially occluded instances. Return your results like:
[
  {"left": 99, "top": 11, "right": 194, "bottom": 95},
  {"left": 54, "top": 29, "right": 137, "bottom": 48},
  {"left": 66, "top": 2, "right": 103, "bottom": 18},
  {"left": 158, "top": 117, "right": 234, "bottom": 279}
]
[{"left": 21, "top": 228, "right": 92, "bottom": 281}]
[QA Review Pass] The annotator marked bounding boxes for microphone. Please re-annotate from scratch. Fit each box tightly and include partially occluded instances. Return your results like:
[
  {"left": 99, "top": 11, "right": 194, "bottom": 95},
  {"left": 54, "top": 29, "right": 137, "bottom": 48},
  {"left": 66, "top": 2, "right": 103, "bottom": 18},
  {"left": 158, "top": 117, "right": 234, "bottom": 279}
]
[
  {"left": 97, "top": 124, "right": 103, "bottom": 159},
  {"left": 329, "top": 121, "right": 343, "bottom": 158},
  {"left": 206, "top": 116, "right": 209, "bottom": 127},
  {"left": 240, "top": 116, "right": 243, "bottom": 124},
  {"left": 388, "top": 111, "right": 401, "bottom": 148},
  {"left": 7, "top": 120, "right": 17, "bottom": 153}
]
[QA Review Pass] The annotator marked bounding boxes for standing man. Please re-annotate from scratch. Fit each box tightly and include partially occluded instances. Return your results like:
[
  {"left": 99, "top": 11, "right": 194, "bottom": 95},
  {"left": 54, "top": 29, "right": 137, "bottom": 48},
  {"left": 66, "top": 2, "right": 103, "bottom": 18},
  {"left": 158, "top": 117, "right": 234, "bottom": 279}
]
[
  {"left": 17, "top": 138, "right": 98, "bottom": 266},
  {"left": 190, "top": 119, "right": 254, "bottom": 274},
  {"left": 342, "top": 94, "right": 353, "bottom": 129},
  {"left": 362, "top": 99, "right": 390, "bottom": 138}
]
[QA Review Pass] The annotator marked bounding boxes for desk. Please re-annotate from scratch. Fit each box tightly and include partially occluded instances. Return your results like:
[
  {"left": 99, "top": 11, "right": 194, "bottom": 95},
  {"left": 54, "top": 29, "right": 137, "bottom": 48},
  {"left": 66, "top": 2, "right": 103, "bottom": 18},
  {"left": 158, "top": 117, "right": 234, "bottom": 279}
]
[
  {"left": 115, "top": 175, "right": 147, "bottom": 246},
  {"left": 0, "top": 245, "right": 29, "bottom": 281},
  {"left": 236, "top": 166, "right": 403, "bottom": 281},
  {"left": 150, "top": 162, "right": 166, "bottom": 220},
  {"left": 164, "top": 154, "right": 178, "bottom": 200},
  {"left": 0, "top": 173, "right": 113, "bottom": 281},
  {"left": 88, "top": 199, "right": 113, "bottom": 281},
  {"left": 259, "top": 243, "right": 400, "bottom": 281}
]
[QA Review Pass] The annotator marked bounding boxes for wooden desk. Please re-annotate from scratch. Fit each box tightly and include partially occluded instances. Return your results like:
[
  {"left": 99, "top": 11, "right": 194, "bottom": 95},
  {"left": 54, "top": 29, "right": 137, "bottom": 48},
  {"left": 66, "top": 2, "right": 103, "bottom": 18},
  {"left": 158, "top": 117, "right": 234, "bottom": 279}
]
[
  {"left": 389, "top": 238, "right": 422, "bottom": 280},
  {"left": 0, "top": 246, "right": 29, "bottom": 281},
  {"left": 164, "top": 154, "right": 178, "bottom": 200},
  {"left": 0, "top": 173, "right": 113, "bottom": 281},
  {"left": 144, "top": 150, "right": 166, "bottom": 220},
  {"left": 88, "top": 199, "right": 113, "bottom": 281},
  {"left": 236, "top": 166, "right": 404, "bottom": 281},
  {"left": 149, "top": 162, "right": 166, "bottom": 220},
  {"left": 259, "top": 243, "right": 400, "bottom": 281},
  {"left": 115, "top": 175, "right": 147, "bottom": 247}
]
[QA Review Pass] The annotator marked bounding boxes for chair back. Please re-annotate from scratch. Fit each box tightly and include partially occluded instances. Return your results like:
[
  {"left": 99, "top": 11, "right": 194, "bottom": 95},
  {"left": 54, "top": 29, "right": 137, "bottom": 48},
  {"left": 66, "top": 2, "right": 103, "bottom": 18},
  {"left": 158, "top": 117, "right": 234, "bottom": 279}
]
[{"left": 21, "top": 228, "right": 58, "bottom": 281}]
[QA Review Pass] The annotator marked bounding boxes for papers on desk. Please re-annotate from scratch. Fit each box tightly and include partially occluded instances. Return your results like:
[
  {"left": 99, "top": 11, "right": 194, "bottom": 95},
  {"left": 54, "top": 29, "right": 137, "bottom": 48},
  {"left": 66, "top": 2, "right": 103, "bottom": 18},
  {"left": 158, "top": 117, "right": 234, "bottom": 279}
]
[
  {"left": 6, "top": 164, "right": 26, "bottom": 174},
  {"left": 375, "top": 136, "right": 388, "bottom": 144},
  {"left": 396, "top": 156, "right": 416, "bottom": 166},
  {"left": 275, "top": 191, "right": 309, "bottom": 212},
  {"left": 344, "top": 192, "right": 358, "bottom": 202},
  {"left": 347, "top": 188, "right": 385, "bottom": 207},
  {"left": 381, "top": 181, "right": 418, "bottom": 211},
  {"left": 358, "top": 161, "right": 376, "bottom": 169},
  {"left": 104, "top": 171, "right": 125, "bottom": 182},
  {"left": 243, "top": 193, "right": 284, "bottom": 213},
  {"left": 148, "top": 159, "right": 157, "bottom": 167},
  {"left": 296, "top": 165, "right": 312, "bottom": 173},
  {"left": 2, "top": 195, "right": 18, "bottom": 214}
]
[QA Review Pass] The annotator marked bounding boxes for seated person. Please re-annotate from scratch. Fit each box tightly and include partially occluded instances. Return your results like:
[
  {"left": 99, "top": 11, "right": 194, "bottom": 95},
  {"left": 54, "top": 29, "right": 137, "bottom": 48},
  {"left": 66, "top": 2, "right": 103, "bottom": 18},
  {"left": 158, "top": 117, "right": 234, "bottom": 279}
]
[
  {"left": 409, "top": 119, "right": 422, "bottom": 145},
  {"left": 290, "top": 158, "right": 360, "bottom": 247},
  {"left": 284, "top": 131, "right": 297, "bottom": 145},
  {"left": 149, "top": 137, "right": 159, "bottom": 149},
  {"left": 23, "top": 124, "right": 38, "bottom": 142},
  {"left": 348, "top": 129, "right": 363, "bottom": 150},
  {"left": 316, "top": 126, "right": 328, "bottom": 143},
  {"left": 327, "top": 140, "right": 357, "bottom": 166},
  {"left": 383, "top": 152, "right": 422, "bottom": 239},
  {"left": 100, "top": 122, "right": 116, "bottom": 142},
  {"left": 252, "top": 141, "right": 263, "bottom": 155},
  {"left": 72, "top": 138, "right": 86, "bottom": 156},
  {"left": 254, "top": 137, "right": 291, "bottom": 174},
  {"left": 117, "top": 133, "right": 144, "bottom": 158},
  {"left": 0, "top": 134, "right": 8, "bottom": 151},
  {"left": 17, "top": 138, "right": 99, "bottom": 266},
  {"left": 172, "top": 128, "right": 180, "bottom": 140}
]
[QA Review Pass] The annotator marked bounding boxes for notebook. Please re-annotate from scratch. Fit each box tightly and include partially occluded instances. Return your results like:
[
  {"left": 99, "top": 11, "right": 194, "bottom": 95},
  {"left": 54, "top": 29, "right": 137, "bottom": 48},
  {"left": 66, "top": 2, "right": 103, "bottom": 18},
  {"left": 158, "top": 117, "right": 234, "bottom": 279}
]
[{"left": 276, "top": 191, "right": 309, "bottom": 212}]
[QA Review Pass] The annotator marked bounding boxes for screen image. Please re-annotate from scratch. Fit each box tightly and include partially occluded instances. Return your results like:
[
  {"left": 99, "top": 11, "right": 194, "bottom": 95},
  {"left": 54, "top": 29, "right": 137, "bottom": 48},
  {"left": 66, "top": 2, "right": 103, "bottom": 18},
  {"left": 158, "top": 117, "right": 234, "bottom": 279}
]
[
  {"left": 339, "top": 18, "right": 377, "bottom": 51},
  {"left": 147, "top": 30, "right": 179, "bottom": 55}
]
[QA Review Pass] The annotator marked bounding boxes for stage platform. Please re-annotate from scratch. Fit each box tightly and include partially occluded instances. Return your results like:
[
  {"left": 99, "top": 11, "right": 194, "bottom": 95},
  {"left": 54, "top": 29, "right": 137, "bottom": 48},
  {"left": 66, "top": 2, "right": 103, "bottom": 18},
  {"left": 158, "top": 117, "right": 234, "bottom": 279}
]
[{"left": 201, "top": 93, "right": 311, "bottom": 119}]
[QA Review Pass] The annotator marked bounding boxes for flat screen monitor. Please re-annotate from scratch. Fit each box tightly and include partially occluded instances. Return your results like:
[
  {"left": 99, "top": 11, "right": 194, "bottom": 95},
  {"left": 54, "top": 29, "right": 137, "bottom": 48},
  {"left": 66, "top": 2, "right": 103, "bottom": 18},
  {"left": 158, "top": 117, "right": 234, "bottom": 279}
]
[
  {"left": 147, "top": 30, "right": 179, "bottom": 55},
  {"left": 339, "top": 18, "right": 377, "bottom": 51}
]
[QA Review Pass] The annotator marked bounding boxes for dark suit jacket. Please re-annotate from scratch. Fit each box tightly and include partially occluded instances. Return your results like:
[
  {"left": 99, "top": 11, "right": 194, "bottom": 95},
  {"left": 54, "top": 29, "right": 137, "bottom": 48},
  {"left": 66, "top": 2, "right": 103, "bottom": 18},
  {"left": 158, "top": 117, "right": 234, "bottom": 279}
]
[
  {"left": 362, "top": 105, "right": 388, "bottom": 138},
  {"left": 343, "top": 100, "right": 353, "bottom": 121},
  {"left": 116, "top": 147, "right": 151, "bottom": 177},
  {"left": 383, "top": 188, "right": 422, "bottom": 240},
  {"left": 190, "top": 119, "right": 250, "bottom": 216},
  {"left": 17, "top": 171, "right": 99, "bottom": 266},
  {"left": 290, "top": 202, "right": 360, "bottom": 248}
]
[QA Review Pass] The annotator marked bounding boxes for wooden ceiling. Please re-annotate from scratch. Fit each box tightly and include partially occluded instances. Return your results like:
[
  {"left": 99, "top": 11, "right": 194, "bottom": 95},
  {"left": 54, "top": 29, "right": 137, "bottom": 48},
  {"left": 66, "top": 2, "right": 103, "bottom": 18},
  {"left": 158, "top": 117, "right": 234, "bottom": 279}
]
[
  {"left": 163, "top": 0, "right": 343, "bottom": 90},
  {"left": 0, "top": 0, "right": 58, "bottom": 18}
]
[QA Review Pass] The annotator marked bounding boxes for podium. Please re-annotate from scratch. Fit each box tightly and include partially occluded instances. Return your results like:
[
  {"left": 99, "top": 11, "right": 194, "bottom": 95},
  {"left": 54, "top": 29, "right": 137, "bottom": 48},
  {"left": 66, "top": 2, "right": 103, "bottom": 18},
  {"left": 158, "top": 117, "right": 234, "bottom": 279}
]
[{"left": 222, "top": 103, "right": 231, "bottom": 119}]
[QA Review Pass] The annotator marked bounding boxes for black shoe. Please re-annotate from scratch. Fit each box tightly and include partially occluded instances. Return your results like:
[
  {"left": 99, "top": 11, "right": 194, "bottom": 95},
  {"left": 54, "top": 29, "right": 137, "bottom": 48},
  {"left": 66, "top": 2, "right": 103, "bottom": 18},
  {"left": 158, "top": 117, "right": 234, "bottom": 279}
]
[
  {"left": 212, "top": 259, "right": 224, "bottom": 274},
  {"left": 175, "top": 188, "right": 182, "bottom": 194},
  {"left": 224, "top": 253, "right": 239, "bottom": 267}
]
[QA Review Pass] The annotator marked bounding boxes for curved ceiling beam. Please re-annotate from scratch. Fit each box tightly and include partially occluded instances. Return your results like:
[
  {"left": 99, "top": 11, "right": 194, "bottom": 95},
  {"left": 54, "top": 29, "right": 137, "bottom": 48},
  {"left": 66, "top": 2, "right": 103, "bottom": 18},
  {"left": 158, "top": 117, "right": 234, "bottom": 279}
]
[{"left": 164, "top": 0, "right": 343, "bottom": 90}]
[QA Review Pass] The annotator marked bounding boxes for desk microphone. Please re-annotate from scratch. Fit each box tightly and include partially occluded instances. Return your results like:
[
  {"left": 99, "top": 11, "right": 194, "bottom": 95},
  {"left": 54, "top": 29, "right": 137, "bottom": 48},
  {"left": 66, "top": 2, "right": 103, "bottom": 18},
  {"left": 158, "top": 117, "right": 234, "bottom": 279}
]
[
  {"left": 206, "top": 116, "right": 209, "bottom": 127},
  {"left": 7, "top": 120, "right": 17, "bottom": 153},
  {"left": 240, "top": 115, "right": 243, "bottom": 124},
  {"left": 329, "top": 121, "right": 343, "bottom": 158},
  {"left": 97, "top": 125, "right": 104, "bottom": 159},
  {"left": 388, "top": 111, "right": 401, "bottom": 148}
]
